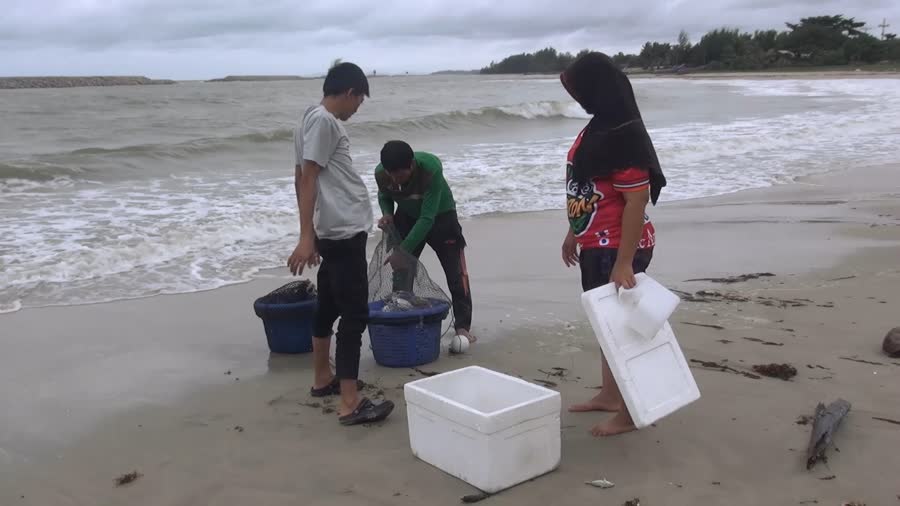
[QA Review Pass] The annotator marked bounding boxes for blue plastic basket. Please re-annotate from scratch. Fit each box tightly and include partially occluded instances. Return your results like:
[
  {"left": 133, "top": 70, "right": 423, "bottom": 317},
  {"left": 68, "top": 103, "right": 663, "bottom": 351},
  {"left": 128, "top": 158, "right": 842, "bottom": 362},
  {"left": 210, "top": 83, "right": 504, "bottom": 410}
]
[
  {"left": 253, "top": 297, "right": 317, "bottom": 354},
  {"left": 367, "top": 300, "right": 451, "bottom": 368}
]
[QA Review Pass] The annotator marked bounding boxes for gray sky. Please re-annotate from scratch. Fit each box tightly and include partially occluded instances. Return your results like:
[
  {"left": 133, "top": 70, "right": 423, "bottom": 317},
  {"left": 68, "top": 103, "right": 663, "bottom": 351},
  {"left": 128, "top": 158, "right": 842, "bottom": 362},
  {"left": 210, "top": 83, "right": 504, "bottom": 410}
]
[{"left": 2, "top": 0, "right": 898, "bottom": 79}]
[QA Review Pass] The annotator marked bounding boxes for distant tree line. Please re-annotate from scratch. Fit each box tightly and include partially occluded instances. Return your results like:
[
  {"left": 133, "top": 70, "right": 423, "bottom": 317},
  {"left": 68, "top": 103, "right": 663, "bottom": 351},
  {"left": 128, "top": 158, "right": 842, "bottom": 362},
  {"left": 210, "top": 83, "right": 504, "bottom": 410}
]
[{"left": 480, "top": 15, "right": 899, "bottom": 74}]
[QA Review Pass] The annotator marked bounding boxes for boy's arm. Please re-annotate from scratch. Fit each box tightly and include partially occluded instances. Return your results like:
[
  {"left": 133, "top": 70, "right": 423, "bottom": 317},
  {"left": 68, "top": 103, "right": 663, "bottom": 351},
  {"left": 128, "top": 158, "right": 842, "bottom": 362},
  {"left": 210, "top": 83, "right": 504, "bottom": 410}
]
[
  {"left": 378, "top": 191, "right": 395, "bottom": 217},
  {"left": 288, "top": 113, "right": 338, "bottom": 275},
  {"left": 288, "top": 162, "right": 321, "bottom": 275}
]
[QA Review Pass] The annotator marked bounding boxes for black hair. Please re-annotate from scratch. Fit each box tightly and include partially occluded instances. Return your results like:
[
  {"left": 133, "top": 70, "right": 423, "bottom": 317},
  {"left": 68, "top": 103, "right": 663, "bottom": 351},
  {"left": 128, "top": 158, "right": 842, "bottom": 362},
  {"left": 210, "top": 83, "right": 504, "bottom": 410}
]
[
  {"left": 323, "top": 62, "right": 370, "bottom": 97},
  {"left": 380, "top": 140, "right": 414, "bottom": 172}
]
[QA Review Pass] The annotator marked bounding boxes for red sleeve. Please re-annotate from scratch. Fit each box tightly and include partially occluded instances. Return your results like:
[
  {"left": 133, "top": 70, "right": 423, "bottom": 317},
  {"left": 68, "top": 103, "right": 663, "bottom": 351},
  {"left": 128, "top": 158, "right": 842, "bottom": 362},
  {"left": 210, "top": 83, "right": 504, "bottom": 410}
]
[{"left": 611, "top": 167, "right": 651, "bottom": 193}]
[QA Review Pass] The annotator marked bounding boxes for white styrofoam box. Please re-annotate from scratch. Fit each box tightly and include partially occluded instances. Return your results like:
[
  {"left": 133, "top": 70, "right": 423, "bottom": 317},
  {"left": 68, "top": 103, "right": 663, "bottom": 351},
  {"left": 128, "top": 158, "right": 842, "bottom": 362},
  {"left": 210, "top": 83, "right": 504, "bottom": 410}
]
[
  {"left": 404, "top": 366, "right": 561, "bottom": 494},
  {"left": 581, "top": 276, "right": 700, "bottom": 429},
  {"left": 618, "top": 273, "right": 682, "bottom": 339}
]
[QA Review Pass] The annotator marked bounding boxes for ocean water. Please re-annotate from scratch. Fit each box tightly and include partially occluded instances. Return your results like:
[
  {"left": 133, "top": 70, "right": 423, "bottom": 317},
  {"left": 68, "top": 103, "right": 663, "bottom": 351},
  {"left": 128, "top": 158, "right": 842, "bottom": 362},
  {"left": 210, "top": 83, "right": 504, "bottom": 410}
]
[{"left": 2, "top": 75, "right": 899, "bottom": 313}]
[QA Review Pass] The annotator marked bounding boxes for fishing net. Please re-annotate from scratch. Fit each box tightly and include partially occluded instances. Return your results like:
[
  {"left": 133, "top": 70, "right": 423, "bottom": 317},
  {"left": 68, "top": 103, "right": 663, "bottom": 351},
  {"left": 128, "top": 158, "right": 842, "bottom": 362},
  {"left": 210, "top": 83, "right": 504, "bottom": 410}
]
[
  {"left": 367, "top": 224, "right": 452, "bottom": 316},
  {"left": 256, "top": 280, "right": 317, "bottom": 305}
]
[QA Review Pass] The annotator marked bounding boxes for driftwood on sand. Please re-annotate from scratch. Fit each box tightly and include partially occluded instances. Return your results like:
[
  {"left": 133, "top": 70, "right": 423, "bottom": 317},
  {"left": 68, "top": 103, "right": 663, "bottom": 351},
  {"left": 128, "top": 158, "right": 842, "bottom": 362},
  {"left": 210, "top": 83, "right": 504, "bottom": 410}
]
[{"left": 806, "top": 399, "right": 851, "bottom": 470}]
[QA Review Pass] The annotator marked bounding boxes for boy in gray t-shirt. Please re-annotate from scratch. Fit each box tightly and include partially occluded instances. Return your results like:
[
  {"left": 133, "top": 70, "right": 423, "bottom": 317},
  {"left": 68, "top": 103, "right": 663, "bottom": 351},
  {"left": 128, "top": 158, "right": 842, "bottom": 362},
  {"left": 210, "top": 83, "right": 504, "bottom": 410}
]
[{"left": 288, "top": 62, "right": 393, "bottom": 426}]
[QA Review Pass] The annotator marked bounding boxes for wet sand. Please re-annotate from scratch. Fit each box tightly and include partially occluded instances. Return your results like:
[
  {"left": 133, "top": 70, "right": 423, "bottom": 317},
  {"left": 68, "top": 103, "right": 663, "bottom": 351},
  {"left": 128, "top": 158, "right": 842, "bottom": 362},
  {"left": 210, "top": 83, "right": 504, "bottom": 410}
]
[{"left": 1, "top": 164, "right": 899, "bottom": 505}]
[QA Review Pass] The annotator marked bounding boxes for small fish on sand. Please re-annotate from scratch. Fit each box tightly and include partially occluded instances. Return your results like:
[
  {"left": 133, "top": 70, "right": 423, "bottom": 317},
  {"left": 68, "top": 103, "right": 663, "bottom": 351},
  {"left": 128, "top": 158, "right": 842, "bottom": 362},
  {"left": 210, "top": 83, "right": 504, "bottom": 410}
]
[{"left": 585, "top": 479, "right": 615, "bottom": 489}]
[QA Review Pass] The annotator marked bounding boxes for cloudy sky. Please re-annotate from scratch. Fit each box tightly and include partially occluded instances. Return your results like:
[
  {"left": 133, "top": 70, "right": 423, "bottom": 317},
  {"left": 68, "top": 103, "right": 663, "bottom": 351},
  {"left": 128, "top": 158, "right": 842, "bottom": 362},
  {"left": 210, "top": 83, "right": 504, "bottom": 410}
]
[{"left": 2, "top": 0, "right": 898, "bottom": 79}]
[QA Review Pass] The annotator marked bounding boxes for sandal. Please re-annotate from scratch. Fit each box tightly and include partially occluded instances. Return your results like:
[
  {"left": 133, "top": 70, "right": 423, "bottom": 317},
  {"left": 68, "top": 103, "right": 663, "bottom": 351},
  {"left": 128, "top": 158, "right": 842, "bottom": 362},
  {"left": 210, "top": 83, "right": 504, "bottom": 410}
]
[
  {"left": 339, "top": 397, "right": 395, "bottom": 426},
  {"left": 310, "top": 378, "right": 366, "bottom": 398}
]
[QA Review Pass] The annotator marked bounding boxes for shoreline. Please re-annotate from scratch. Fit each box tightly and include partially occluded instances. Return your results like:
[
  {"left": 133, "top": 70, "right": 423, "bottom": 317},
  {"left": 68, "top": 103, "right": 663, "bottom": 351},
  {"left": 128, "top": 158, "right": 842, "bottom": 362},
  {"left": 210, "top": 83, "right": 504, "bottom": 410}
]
[
  {"left": 2, "top": 160, "right": 899, "bottom": 505},
  {"left": 0, "top": 161, "right": 867, "bottom": 317}
]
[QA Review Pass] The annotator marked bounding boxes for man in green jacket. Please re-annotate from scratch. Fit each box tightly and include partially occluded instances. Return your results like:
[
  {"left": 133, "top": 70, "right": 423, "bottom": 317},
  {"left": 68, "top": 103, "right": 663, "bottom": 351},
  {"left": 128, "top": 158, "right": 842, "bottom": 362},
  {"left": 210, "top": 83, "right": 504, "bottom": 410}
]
[{"left": 375, "top": 140, "right": 475, "bottom": 343}]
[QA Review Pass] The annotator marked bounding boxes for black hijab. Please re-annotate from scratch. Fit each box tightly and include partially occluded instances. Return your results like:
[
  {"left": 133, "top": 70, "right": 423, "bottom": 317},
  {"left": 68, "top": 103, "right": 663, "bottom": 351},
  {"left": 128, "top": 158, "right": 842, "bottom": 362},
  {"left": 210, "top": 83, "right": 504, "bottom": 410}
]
[{"left": 561, "top": 52, "right": 666, "bottom": 205}]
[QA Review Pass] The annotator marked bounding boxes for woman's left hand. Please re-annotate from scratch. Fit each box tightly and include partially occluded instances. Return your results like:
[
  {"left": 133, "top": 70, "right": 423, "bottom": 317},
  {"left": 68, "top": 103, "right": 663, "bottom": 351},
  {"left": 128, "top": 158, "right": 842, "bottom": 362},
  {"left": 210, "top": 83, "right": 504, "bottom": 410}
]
[{"left": 610, "top": 260, "right": 636, "bottom": 289}]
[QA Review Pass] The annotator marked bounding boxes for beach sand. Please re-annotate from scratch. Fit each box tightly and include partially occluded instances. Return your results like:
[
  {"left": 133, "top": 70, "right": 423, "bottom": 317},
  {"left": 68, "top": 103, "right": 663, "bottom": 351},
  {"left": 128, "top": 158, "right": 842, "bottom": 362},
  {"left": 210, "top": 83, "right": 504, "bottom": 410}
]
[{"left": 1, "top": 164, "right": 899, "bottom": 505}]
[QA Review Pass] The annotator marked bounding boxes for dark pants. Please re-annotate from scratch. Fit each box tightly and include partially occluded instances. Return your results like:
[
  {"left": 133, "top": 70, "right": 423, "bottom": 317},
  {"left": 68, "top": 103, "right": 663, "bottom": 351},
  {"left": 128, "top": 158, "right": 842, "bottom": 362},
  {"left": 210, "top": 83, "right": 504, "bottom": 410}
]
[
  {"left": 580, "top": 247, "right": 654, "bottom": 291},
  {"left": 313, "top": 232, "right": 368, "bottom": 380},
  {"left": 394, "top": 211, "right": 473, "bottom": 331}
]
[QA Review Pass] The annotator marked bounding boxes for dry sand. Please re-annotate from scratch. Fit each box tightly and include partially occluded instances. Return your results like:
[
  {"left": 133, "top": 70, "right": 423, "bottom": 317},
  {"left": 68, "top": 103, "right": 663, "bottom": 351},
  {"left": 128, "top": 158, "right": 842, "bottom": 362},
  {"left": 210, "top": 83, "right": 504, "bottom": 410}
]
[{"left": 1, "top": 164, "right": 899, "bottom": 506}]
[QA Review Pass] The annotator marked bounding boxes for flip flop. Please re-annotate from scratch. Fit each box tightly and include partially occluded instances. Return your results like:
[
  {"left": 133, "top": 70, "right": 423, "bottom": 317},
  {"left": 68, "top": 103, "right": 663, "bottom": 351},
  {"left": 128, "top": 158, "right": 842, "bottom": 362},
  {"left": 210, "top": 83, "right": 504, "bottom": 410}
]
[
  {"left": 339, "top": 397, "right": 395, "bottom": 426},
  {"left": 310, "top": 378, "right": 366, "bottom": 398}
]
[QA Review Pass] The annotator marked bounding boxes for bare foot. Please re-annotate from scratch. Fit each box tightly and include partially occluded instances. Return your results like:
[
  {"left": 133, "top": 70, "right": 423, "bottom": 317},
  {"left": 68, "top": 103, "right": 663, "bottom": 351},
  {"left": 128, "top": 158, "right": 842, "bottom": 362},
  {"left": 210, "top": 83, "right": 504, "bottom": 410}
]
[
  {"left": 590, "top": 411, "right": 637, "bottom": 437},
  {"left": 568, "top": 392, "right": 622, "bottom": 413},
  {"left": 457, "top": 329, "right": 477, "bottom": 344}
]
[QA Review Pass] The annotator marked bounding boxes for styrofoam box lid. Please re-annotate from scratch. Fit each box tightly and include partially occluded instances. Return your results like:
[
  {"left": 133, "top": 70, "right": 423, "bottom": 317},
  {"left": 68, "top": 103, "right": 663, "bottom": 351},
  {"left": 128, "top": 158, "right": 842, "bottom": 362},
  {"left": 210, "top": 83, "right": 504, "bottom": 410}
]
[
  {"left": 580, "top": 277, "right": 701, "bottom": 429},
  {"left": 404, "top": 366, "right": 561, "bottom": 435}
]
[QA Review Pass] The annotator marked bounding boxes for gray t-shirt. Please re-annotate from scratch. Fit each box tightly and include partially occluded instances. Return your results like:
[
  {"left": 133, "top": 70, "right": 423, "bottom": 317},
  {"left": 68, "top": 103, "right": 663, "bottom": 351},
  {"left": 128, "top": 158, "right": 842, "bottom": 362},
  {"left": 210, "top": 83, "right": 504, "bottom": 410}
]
[{"left": 294, "top": 105, "right": 373, "bottom": 240}]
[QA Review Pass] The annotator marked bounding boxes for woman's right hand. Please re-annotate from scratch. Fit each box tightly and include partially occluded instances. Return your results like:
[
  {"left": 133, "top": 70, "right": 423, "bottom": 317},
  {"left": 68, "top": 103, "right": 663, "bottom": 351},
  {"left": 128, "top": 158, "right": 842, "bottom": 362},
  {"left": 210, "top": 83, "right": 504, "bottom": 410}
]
[{"left": 562, "top": 229, "right": 579, "bottom": 267}]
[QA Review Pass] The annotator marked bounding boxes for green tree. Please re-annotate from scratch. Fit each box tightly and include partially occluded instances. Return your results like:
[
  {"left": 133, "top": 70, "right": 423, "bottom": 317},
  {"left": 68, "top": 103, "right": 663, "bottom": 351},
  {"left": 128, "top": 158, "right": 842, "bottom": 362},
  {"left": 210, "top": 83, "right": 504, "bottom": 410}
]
[
  {"left": 480, "top": 47, "right": 577, "bottom": 74},
  {"left": 843, "top": 33, "right": 883, "bottom": 63},
  {"left": 673, "top": 30, "right": 692, "bottom": 65},
  {"left": 753, "top": 30, "right": 780, "bottom": 52},
  {"left": 480, "top": 14, "right": 899, "bottom": 75},
  {"left": 786, "top": 15, "right": 866, "bottom": 37}
]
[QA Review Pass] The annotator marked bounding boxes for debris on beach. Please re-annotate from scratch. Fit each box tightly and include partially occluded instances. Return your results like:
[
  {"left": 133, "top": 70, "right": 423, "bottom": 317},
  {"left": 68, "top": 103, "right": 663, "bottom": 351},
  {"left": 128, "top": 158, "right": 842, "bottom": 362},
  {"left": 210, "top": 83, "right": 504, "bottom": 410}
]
[
  {"left": 872, "top": 416, "right": 900, "bottom": 426},
  {"left": 819, "top": 475, "right": 836, "bottom": 481},
  {"left": 234, "top": 425, "right": 245, "bottom": 432},
  {"left": 114, "top": 471, "right": 142, "bottom": 487},
  {"left": 796, "top": 416, "right": 813, "bottom": 426},
  {"left": 672, "top": 289, "right": 748, "bottom": 303},
  {"left": 744, "top": 337, "right": 784, "bottom": 347},
  {"left": 752, "top": 363, "right": 798, "bottom": 381},
  {"left": 681, "top": 322, "right": 725, "bottom": 330},
  {"left": 883, "top": 327, "right": 900, "bottom": 358},
  {"left": 585, "top": 479, "right": 615, "bottom": 489},
  {"left": 624, "top": 499, "right": 641, "bottom": 506},
  {"left": 684, "top": 272, "right": 775, "bottom": 284},
  {"left": 690, "top": 359, "right": 761, "bottom": 379},
  {"left": 806, "top": 399, "right": 851, "bottom": 470},
  {"left": 532, "top": 379, "right": 558, "bottom": 388},
  {"left": 757, "top": 296, "right": 810, "bottom": 308},
  {"left": 674, "top": 288, "right": 813, "bottom": 309},
  {"left": 539, "top": 367, "right": 569, "bottom": 378},
  {"left": 842, "top": 502, "right": 865, "bottom": 506},
  {"left": 840, "top": 356, "right": 885, "bottom": 366},
  {"left": 414, "top": 368, "right": 440, "bottom": 377}
]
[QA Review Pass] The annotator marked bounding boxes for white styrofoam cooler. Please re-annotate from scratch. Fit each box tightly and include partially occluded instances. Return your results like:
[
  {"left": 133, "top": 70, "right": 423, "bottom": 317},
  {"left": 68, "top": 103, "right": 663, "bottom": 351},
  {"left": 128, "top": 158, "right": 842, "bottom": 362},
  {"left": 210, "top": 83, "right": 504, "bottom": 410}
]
[
  {"left": 404, "top": 366, "right": 561, "bottom": 493},
  {"left": 581, "top": 274, "right": 700, "bottom": 429}
]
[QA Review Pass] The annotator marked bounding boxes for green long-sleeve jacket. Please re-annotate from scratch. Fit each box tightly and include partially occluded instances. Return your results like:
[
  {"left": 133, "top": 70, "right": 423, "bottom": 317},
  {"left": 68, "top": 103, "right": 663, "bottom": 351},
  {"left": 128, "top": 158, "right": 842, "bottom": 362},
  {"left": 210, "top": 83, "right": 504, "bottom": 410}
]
[{"left": 375, "top": 151, "right": 456, "bottom": 252}]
